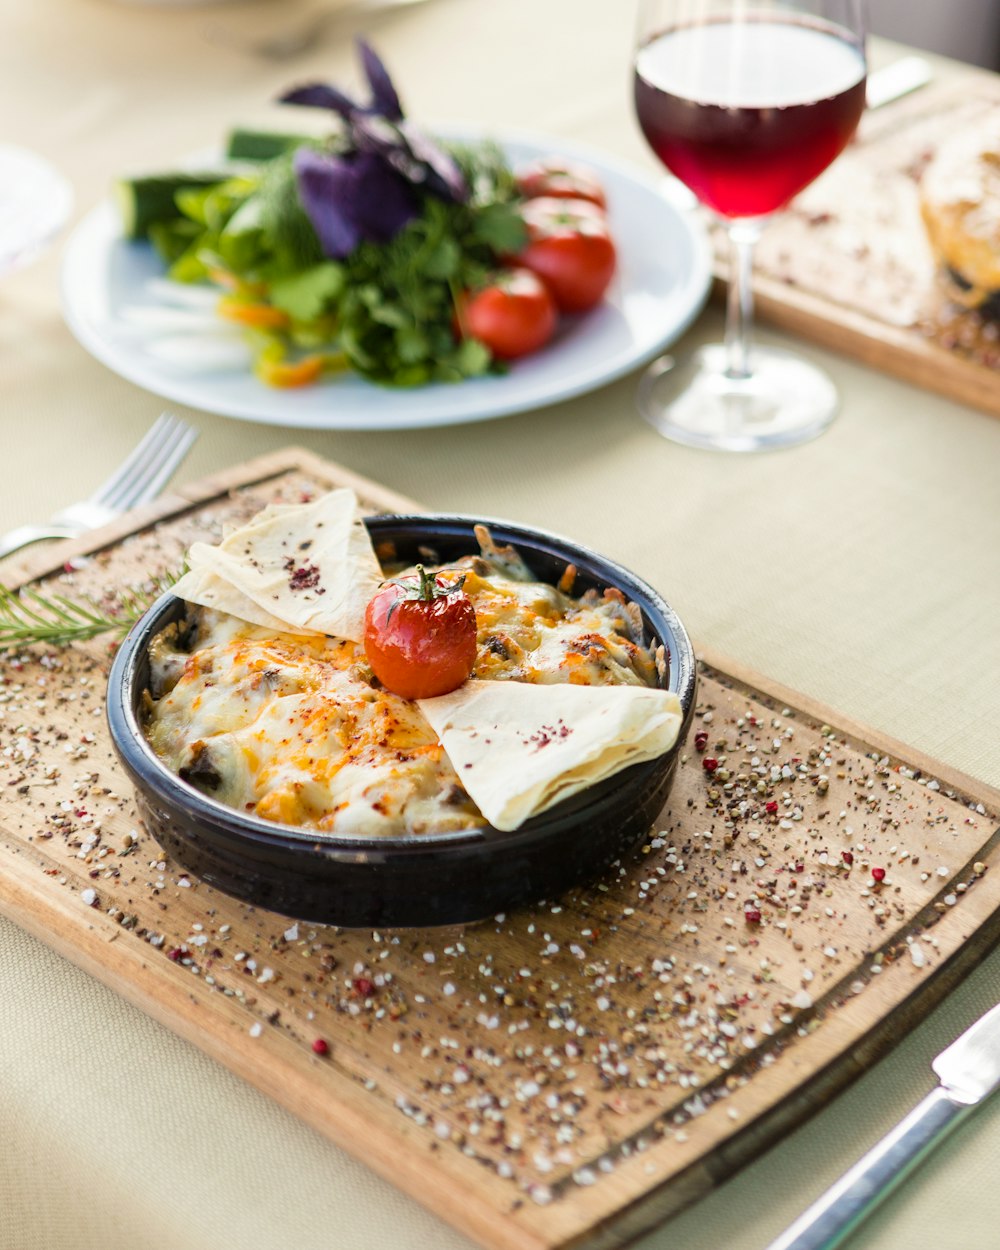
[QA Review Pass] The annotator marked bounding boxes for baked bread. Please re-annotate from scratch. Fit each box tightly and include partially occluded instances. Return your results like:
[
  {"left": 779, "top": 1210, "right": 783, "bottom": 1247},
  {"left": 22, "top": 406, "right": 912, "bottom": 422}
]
[{"left": 920, "top": 117, "right": 1000, "bottom": 316}]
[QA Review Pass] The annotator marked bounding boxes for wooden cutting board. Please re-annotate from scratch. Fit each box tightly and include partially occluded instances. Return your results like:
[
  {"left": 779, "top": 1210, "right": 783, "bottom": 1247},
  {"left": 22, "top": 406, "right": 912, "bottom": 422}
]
[
  {"left": 713, "top": 60, "right": 1000, "bottom": 419},
  {"left": 2, "top": 448, "right": 999, "bottom": 1250}
]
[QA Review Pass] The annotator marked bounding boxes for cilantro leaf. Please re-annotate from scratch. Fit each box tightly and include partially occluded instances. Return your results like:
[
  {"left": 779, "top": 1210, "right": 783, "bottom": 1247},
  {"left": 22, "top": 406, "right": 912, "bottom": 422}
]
[
  {"left": 269, "top": 262, "right": 345, "bottom": 321},
  {"left": 471, "top": 202, "right": 526, "bottom": 254}
]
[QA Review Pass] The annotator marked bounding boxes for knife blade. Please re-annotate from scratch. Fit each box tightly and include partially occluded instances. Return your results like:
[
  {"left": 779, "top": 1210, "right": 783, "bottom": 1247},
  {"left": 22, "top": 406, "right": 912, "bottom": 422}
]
[
  {"left": 763, "top": 1000, "right": 1000, "bottom": 1250},
  {"left": 865, "top": 55, "right": 933, "bottom": 110}
]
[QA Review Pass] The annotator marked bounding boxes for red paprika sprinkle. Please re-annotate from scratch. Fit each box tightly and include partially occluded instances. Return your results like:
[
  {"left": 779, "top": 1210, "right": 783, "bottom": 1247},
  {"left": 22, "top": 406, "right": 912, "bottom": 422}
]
[
  {"left": 871, "top": 866, "right": 886, "bottom": 882},
  {"left": 702, "top": 757, "right": 719, "bottom": 773},
  {"left": 312, "top": 1038, "right": 330, "bottom": 1056},
  {"left": 744, "top": 908, "right": 762, "bottom": 924}
]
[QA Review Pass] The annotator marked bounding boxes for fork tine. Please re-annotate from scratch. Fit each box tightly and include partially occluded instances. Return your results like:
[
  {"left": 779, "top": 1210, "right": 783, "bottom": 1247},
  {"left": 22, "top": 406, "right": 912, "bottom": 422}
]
[
  {"left": 99, "top": 412, "right": 187, "bottom": 510},
  {"left": 98, "top": 414, "right": 184, "bottom": 510},
  {"left": 98, "top": 414, "right": 194, "bottom": 511},
  {"left": 121, "top": 422, "right": 198, "bottom": 508},
  {"left": 87, "top": 413, "right": 178, "bottom": 509}
]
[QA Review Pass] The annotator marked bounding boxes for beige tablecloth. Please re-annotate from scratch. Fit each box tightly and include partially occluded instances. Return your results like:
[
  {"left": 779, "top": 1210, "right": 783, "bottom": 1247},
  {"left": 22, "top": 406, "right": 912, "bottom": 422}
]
[{"left": 2, "top": 3, "right": 1000, "bottom": 1248}]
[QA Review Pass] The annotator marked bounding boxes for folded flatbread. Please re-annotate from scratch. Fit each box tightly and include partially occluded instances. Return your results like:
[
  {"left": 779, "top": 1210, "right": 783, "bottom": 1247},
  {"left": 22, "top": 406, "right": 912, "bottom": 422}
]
[
  {"left": 418, "top": 680, "right": 683, "bottom": 831},
  {"left": 171, "top": 556, "right": 320, "bottom": 635},
  {"left": 171, "top": 489, "right": 381, "bottom": 641}
]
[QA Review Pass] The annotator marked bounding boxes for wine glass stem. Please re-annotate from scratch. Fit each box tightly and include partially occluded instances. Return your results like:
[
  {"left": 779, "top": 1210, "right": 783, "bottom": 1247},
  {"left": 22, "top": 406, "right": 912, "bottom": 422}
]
[{"left": 724, "top": 220, "right": 763, "bottom": 381}]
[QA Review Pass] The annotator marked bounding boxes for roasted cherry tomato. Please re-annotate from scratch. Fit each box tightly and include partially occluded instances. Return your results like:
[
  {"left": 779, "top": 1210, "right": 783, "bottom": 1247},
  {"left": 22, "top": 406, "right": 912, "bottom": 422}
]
[
  {"left": 459, "top": 268, "right": 557, "bottom": 361},
  {"left": 516, "top": 157, "right": 607, "bottom": 210},
  {"left": 364, "top": 566, "right": 477, "bottom": 701},
  {"left": 516, "top": 197, "right": 617, "bottom": 314}
]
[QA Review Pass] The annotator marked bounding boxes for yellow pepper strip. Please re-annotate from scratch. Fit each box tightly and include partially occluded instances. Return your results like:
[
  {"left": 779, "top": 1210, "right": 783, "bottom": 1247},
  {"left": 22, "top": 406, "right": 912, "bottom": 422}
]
[
  {"left": 255, "top": 353, "right": 325, "bottom": 388},
  {"left": 217, "top": 295, "right": 291, "bottom": 331}
]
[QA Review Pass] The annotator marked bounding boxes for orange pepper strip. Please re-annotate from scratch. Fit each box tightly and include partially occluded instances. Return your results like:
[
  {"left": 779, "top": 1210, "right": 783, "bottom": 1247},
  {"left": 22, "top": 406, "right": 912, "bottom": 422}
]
[
  {"left": 255, "top": 354, "right": 325, "bottom": 389},
  {"left": 217, "top": 295, "right": 291, "bottom": 331}
]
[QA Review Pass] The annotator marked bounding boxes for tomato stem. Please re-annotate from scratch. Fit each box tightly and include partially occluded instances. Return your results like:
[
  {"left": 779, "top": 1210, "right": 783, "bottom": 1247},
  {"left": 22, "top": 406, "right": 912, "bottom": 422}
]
[{"left": 415, "top": 564, "right": 436, "bottom": 600}]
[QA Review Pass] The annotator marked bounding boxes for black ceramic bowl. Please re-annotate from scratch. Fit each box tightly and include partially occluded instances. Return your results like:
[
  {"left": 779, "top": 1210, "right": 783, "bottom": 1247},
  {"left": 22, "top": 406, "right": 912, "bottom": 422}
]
[{"left": 106, "top": 515, "right": 697, "bottom": 927}]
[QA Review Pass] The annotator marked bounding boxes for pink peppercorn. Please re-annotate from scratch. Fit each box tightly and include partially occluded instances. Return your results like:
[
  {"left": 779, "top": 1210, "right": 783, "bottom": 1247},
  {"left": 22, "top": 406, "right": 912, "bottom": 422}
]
[
  {"left": 694, "top": 731, "right": 709, "bottom": 752},
  {"left": 702, "top": 757, "right": 719, "bottom": 773},
  {"left": 744, "top": 908, "right": 762, "bottom": 924},
  {"left": 352, "top": 976, "right": 375, "bottom": 997},
  {"left": 872, "top": 866, "right": 886, "bottom": 882},
  {"left": 842, "top": 851, "right": 854, "bottom": 865},
  {"left": 765, "top": 801, "right": 779, "bottom": 815},
  {"left": 312, "top": 1038, "right": 329, "bottom": 1056}
]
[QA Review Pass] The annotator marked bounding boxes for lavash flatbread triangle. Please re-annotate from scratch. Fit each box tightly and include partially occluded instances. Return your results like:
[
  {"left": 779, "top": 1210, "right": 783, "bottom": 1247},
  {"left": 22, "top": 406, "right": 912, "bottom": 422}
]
[
  {"left": 173, "top": 489, "right": 382, "bottom": 641},
  {"left": 418, "top": 681, "right": 683, "bottom": 832},
  {"left": 171, "top": 552, "right": 323, "bottom": 635}
]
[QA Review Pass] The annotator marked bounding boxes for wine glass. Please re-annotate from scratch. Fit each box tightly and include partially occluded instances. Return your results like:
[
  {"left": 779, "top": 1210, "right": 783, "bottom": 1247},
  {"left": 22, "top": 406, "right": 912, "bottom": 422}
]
[
  {"left": 0, "top": 146, "right": 73, "bottom": 278},
  {"left": 634, "top": 0, "right": 866, "bottom": 452}
]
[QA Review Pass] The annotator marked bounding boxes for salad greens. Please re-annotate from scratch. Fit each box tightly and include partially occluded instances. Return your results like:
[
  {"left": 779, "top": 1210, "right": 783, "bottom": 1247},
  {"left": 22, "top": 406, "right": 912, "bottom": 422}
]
[{"left": 125, "top": 42, "right": 527, "bottom": 388}]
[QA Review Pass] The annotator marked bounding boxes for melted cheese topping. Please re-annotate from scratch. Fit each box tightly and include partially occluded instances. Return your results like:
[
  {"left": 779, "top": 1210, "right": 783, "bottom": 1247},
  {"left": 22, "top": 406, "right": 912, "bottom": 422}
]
[{"left": 145, "top": 557, "right": 658, "bottom": 837}]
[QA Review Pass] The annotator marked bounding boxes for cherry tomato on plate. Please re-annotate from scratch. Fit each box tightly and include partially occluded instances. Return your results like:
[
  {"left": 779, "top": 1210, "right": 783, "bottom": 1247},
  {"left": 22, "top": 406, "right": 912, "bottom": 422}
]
[
  {"left": 459, "top": 268, "right": 557, "bottom": 361},
  {"left": 516, "top": 196, "right": 617, "bottom": 314},
  {"left": 516, "top": 157, "right": 607, "bottom": 210},
  {"left": 364, "top": 566, "right": 477, "bottom": 700}
]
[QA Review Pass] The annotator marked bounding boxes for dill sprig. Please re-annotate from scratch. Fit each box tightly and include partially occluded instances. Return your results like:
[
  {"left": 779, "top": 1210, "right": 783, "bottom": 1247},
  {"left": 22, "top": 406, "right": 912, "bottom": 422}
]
[{"left": 0, "top": 571, "right": 181, "bottom": 652}]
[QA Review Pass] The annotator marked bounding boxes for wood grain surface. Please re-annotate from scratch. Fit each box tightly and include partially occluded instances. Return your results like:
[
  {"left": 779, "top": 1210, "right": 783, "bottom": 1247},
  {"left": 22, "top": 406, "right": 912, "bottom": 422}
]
[
  {"left": 1, "top": 448, "right": 999, "bottom": 1250},
  {"left": 714, "top": 65, "right": 1000, "bottom": 420}
]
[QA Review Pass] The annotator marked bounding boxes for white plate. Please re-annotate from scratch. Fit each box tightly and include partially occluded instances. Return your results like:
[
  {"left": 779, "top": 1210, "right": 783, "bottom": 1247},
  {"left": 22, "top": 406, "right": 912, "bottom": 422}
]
[{"left": 60, "top": 131, "right": 711, "bottom": 431}]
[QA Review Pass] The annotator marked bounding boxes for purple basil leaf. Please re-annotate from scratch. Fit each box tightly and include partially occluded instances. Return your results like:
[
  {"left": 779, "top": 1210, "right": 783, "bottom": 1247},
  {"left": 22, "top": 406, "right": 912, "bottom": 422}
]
[
  {"left": 352, "top": 114, "right": 424, "bottom": 181},
  {"left": 280, "top": 82, "right": 358, "bottom": 117},
  {"left": 398, "top": 120, "right": 468, "bottom": 202},
  {"left": 294, "top": 149, "right": 362, "bottom": 257},
  {"left": 350, "top": 113, "right": 468, "bottom": 204},
  {"left": 293, "top": 147, "right": 418, "bottom": 258},
  {"left": 357, "top": 39, "right": 403, "bottom": 121}
]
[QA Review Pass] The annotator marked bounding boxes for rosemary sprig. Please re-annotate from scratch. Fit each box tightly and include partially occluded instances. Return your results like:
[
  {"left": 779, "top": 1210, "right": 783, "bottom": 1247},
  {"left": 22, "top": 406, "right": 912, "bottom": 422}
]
[{"left": 0, "top": 570, "right": 182, "bottom": 652}]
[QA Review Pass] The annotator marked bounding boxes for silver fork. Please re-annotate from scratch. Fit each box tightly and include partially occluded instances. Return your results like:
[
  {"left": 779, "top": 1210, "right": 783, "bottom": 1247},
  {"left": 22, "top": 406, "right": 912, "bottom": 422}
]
[{"left": 0, "top": 412, "right": 198, "bottom": 561}]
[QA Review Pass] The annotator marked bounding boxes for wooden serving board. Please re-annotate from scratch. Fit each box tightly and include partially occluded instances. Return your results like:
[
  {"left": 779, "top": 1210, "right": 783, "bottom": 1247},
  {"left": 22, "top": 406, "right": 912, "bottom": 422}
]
[
  {"left": 2, "top": 448, "right": 1000, "bottom": 1250},
  {"left": 711, "top": 62, "right": 1000, "bottom": 419}
]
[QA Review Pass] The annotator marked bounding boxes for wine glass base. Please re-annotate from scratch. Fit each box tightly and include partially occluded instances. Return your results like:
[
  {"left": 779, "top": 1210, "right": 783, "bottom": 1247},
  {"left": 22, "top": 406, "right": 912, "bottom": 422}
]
[{"left": 638, "top": 344, "right": 839, "bottom": 452}]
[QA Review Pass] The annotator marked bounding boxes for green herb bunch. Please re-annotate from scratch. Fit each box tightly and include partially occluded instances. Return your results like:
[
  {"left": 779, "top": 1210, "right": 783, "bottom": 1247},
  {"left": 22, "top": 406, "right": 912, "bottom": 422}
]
[{"left": 0, "top": 573, "right": 180, "bottom": 653}]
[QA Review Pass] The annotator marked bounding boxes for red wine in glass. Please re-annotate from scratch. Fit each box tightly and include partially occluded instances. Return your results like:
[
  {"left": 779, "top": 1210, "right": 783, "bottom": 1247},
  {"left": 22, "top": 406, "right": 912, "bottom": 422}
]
[
  {"left": 635, "top": 17, "right": 866, "bottom": 218},
  {"left": 632, "top": 2, "right": 866, "bottom": 452}
]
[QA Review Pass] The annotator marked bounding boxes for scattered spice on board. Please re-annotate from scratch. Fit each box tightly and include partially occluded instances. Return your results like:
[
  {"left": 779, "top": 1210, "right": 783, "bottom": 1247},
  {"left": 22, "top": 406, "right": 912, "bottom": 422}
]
[{"left": 0, "top": 472, "right": 994, "bottom": 1203}]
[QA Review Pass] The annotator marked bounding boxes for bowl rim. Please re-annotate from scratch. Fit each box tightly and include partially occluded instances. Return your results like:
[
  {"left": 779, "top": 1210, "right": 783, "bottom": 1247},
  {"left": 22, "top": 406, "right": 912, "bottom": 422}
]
[{"left": 107, "top": 512, "right": 697, "bottom": 857}]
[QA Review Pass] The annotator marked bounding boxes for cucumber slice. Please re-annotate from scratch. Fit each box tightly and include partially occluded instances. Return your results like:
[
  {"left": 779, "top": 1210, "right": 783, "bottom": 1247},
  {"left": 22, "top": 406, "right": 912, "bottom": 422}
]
[
  {"left": 116, "top": 173, "right": 230, "bottom": 240},
  {"left": 224, "top": 129, "right": 312, "bottom": 162}
]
